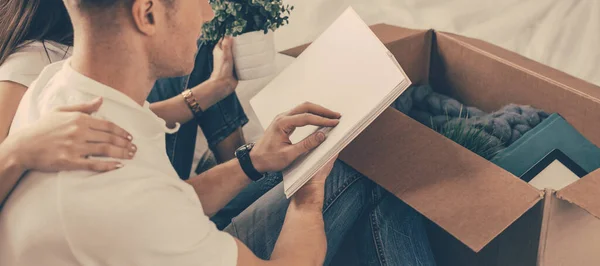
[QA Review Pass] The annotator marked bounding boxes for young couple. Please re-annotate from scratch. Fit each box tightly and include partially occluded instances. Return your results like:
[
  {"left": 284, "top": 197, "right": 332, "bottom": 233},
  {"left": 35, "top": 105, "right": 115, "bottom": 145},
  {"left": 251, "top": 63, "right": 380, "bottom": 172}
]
[{"left": 0, "top": 0, "right": 437, "bottom": 265}]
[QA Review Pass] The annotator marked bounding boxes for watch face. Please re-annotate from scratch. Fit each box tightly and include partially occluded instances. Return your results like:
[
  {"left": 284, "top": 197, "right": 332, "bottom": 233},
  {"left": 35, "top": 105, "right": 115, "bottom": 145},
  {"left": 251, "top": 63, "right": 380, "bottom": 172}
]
[
  {"left": 235, "top": 143, "right": 255, "bottom": 157},
  {"left": 246, "top": 142, "right": 255, "bottom": 150}
]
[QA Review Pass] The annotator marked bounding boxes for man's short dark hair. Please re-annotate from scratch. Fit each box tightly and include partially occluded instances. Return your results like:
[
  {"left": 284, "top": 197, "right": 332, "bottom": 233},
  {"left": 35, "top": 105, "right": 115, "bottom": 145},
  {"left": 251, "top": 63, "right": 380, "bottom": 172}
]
[
  {"left": 77, "top": 0, "right": 172, "bottom": 9},
  {"left": 77, "top": 0, "right": 131, "bottom": 9}
]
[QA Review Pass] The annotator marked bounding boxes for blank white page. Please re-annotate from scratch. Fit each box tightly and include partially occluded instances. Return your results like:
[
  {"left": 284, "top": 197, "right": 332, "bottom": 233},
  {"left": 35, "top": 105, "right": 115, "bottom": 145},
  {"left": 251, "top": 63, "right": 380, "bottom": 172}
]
[{"left": 250, "top": 7, "right": 409, "bottom": 197}]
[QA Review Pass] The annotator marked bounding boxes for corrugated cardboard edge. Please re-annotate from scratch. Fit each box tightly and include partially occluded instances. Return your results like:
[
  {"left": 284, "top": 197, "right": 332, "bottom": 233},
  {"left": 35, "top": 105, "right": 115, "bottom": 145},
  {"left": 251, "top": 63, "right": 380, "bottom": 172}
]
[
  {"left": 434, "top": 31, "right": 600, "bottom": 227},
  {"left": 433, "top": 31, "right": 600, "bottom": 149},
  {"left": 437, "top": 32, "right": 600, "bottom": 104},
  {"left": 386, "top": 29, "right": 433, "bottom": 85},
  {"left": 556, "top": 169, "right": 600, "bottom": 220},
  {"left": 536, "top": 189, "right": 554, "bottom": 266},
  {"left": 437, "top": 32, "right": 600, "bottom": 234},
  {"left": 537, "top": 189, "right": 600, "bottom": 266}
]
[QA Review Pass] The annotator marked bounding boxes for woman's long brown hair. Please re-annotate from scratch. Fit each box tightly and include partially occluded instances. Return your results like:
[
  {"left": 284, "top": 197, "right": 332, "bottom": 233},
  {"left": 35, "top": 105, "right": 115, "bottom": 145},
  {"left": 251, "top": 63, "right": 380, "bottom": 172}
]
[{"left": 0, "top": 0, "right": 73, "bottom": 66}]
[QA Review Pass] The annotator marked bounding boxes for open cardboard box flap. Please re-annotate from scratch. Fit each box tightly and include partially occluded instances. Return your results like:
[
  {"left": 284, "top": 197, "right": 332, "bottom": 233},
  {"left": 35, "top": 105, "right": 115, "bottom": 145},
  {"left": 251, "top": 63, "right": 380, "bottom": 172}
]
[
  {"left": 280, "top": 24, "right": 600, "bottom": 254},
  {"left": 431, "top": 31, "right": 600, "bottom": 145},
  {"left": 556, "top": 169, "right": 600, "bottom": 219},
  {"left": 438, "top": 32, "right": 600, "bottom": 106},
  {"left": 537, "top": 188, "right": 600, "bottom": 266},
  {"left": 341, "top": 108, "right": 542, "bottom": 252}
]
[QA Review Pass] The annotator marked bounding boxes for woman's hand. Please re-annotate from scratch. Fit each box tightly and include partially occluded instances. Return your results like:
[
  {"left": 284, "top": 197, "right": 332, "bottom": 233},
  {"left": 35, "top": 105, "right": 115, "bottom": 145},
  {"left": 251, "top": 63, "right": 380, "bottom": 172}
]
[
  {"left": 209, "top": 36, "right": 238, "bottom": 97},
  {"left": 181, "top": 37, "right": 238, "bottom": 114},
  {"left": 9, "top": 97, "right": 136, "bottom": 173}
]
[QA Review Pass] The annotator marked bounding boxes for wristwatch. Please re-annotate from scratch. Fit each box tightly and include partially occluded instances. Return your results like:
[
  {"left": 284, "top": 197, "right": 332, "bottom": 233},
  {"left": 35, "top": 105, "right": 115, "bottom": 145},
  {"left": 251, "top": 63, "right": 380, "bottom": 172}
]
[{"left": 234, "top": 143, "right": 264, "bottom": 181}]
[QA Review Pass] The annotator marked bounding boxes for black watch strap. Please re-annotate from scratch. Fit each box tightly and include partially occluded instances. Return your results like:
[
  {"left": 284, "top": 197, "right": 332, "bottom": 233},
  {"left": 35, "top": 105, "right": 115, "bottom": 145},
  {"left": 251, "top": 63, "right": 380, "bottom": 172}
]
[{"left": 235, "top": 143, "right": 263, "bottom": 181}]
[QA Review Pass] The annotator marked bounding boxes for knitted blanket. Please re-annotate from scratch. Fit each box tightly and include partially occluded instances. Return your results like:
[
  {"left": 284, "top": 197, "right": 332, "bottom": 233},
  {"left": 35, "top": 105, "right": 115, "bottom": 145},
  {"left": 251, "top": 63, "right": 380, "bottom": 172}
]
[{"left": 392, "top": 85, "right": 549, "bottom": 157}]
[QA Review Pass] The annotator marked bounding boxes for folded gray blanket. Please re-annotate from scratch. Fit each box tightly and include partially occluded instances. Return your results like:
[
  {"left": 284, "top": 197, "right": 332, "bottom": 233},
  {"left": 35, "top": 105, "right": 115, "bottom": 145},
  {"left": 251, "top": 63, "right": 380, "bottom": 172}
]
[{"left": 393, "top": 85, "right": 549, "bottom": 158}]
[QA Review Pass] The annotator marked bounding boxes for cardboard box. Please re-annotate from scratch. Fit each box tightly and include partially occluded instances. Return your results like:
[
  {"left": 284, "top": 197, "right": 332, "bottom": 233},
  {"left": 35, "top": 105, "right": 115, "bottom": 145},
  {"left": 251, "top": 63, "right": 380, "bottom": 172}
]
[{"left": 281, "top": 24, "right": 600, "bottom": 265}]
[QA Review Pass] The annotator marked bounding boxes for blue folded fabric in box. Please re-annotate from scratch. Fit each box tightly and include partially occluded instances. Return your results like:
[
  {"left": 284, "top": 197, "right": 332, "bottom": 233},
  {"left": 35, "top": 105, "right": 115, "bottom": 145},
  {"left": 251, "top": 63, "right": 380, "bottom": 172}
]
[
  {"left": 491, "top": 113, "right": 600, "bottom": 177},
  {"left": 393, "top": 84, "right": 549, "bottom": 158},
  {"left": 393, "top": 85, "right": 600, "bottom": 181}
]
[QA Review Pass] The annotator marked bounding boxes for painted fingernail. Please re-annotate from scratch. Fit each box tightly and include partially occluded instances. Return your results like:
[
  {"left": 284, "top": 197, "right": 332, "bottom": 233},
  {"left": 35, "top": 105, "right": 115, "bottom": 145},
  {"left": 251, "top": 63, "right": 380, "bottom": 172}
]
[
  {"left": 127, "top": 135, "right": 133, "bottom": 141},
  {"left": 116, "top": 163, "right": 124, "bottom": 168},
  {"left": 130, "top": 145, "right": 137, "bottom": 151}
]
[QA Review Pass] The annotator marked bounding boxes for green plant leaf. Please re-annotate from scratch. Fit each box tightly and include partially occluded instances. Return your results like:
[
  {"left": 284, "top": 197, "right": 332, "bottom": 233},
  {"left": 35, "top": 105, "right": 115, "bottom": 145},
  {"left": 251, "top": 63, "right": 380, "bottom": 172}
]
[
  {"left": 433, "top": 108, "right": 505, "bottom": 160},
  {"left": 202, "top": 0, "right": 294, "bottom": 43}
]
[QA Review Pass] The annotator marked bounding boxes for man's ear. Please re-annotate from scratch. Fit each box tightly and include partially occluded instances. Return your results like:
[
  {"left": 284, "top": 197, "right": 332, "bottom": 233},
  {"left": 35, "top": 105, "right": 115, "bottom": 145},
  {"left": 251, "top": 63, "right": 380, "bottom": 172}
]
[{"left": 131, "top": 0, "right": 157, "bottom": 35}]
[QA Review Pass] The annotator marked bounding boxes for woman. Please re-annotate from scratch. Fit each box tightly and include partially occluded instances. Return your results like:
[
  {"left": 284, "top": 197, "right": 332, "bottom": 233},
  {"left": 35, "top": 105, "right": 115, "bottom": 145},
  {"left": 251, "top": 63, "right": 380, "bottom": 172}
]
[
  {"left": 0, "top": 98, "right": 134, "bottom": 204},
  {"left": 0, "top": 0, "right": 248, "bottom": 180}
]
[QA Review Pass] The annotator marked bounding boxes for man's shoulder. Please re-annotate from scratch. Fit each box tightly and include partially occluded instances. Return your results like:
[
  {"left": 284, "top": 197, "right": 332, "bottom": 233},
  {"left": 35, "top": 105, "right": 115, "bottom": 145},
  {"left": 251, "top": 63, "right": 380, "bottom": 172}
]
[
  {"left": 10, "top": 61, "right": 88, "bottom": 131},
  {"left": 28, "top": 60, "right": 66, "bottom": 94}
]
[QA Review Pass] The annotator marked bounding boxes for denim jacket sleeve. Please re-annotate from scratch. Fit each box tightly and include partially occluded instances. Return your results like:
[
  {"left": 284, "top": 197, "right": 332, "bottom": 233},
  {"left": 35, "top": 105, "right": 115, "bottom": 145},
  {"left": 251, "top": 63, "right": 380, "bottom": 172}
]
[{"left": 147, "top": 40, "right": 248, "bottom": 180}]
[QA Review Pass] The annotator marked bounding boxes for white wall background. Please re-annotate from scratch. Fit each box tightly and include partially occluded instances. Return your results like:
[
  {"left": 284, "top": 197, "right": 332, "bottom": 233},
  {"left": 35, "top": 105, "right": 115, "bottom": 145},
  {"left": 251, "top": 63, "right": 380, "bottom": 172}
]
[{"left": 274, "top": 0, "right": 600, "bottom": 86}]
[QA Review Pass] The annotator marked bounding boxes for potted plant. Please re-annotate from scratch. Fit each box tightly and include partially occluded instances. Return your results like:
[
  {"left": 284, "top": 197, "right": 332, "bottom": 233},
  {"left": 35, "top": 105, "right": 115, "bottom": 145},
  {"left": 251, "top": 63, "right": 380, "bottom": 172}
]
[{"left": 202, "top": 0, "right": 293, "bottom": 80}]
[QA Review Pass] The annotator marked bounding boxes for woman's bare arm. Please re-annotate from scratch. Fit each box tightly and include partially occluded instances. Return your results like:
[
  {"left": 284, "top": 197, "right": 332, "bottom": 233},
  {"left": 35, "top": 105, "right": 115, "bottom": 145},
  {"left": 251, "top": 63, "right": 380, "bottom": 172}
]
[
  {"left": 0, "top": 81, "right": 27, "bottom": 142},
  {"left": 149, "top": 37, "right": 238, "bottom": 129}
]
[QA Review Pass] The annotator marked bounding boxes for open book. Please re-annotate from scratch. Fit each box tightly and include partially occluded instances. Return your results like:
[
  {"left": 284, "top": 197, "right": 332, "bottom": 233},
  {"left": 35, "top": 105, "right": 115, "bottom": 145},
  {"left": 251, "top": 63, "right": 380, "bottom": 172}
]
[{"left": 250, "top": 7, "right": 411, "bottom": 198}]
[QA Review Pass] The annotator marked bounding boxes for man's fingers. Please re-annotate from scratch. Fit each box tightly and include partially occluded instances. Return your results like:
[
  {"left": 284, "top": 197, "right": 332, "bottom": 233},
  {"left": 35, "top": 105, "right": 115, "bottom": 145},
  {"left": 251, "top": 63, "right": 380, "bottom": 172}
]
[
  {"left": 288, "top": 102, "right": 341, "bottom": 119},
  {"left": 70, "top": 159, "right": 124, "bottom": 173},
  {"left": 279, "top": 113, "right": 339, "bottom": 132},
  {"left": 288, "top": 130, "right": 327, "bottom": 158},
  {"left": 86, "top": 117, "right": 132, "bottom": 141},
  {"left": 56, "top": 97, "right": 103, "bottom": 114}
]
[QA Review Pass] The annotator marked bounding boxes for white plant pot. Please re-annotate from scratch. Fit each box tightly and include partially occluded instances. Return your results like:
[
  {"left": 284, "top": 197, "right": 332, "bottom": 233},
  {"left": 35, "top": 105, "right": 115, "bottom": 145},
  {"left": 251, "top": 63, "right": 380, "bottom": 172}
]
[{"left": 232, "top": 31, "right": 276, "bottom": 80}]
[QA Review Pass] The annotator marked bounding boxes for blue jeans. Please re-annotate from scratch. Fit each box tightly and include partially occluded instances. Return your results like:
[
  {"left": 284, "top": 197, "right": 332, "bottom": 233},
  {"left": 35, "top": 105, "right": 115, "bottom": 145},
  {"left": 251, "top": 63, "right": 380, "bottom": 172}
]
[
  {"left": 224, "top": 161, "right": 437, "bottom": 266},
  {"left": 147, "top": 40, "right": 248, "bottom": 179}
]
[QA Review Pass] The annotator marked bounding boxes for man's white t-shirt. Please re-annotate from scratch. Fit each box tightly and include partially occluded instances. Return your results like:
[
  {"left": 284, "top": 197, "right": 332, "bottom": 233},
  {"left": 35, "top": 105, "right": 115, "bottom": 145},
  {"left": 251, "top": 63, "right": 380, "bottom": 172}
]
[
  {"left": 0, "top": 60, "right": 238, "bottom": 266},
  {"left": 0, "top": 41, "right": 72, "bottom": 87}
]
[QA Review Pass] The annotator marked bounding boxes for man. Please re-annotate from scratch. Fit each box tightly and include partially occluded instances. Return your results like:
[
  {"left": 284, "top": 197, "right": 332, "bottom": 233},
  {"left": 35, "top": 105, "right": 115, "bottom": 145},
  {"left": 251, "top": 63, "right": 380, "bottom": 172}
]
[{"left": 0, "top": 0, "right": 436, "bottom": 265}]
